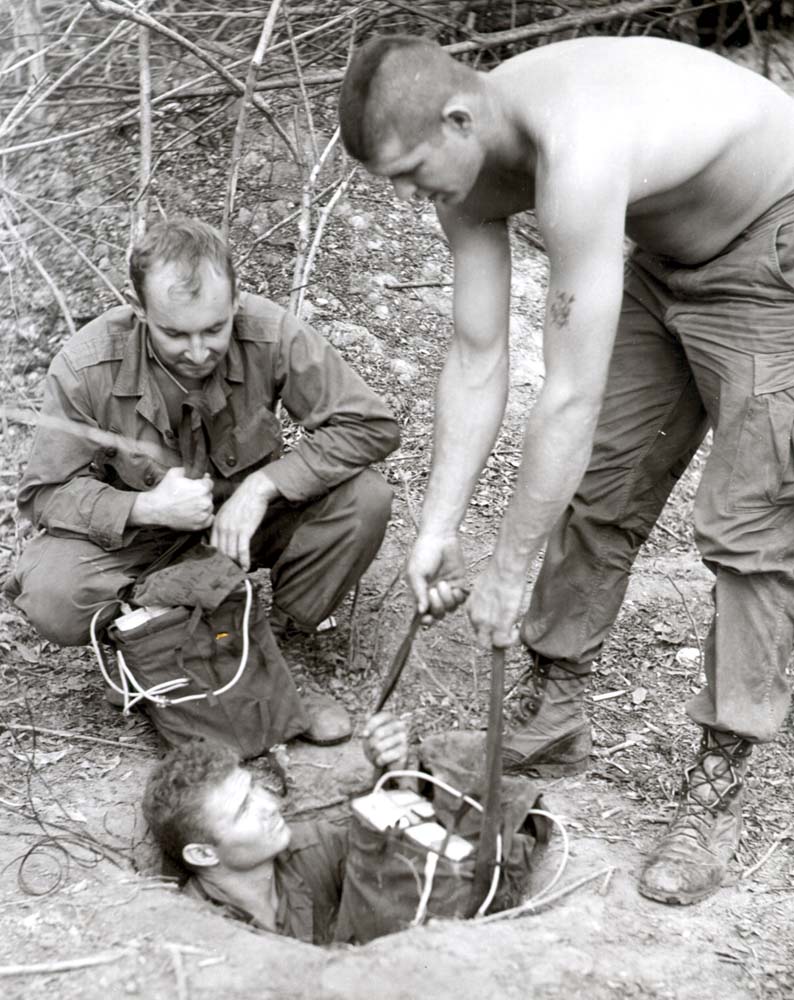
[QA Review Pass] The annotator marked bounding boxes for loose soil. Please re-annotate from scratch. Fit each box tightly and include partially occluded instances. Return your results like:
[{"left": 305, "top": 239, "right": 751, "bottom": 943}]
[{"left": 1, "top": 39, "right": 793, "bottom": 1000}]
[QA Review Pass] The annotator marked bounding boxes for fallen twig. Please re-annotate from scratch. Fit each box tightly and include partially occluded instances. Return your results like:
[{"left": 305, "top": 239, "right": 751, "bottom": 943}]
[
  {"left": 3, "top": 723, "right": 153, "bottom": 752},
  {"left": 385, "top": 279, "right": 454, "bottom": 291},
  {"left": 741, "top": 823, "right": 793, "bottom": 880},
  {"left": 0, "top": 948, "right": 134, "bottom": 977},
  {"left": 666, "top": 574, "right": 704, "bottom": 669},
  {"left": 592, "top": 688, "right": 630, "bottom": 702},
  {"left": 164, "top": 943, "right": 191, "bottom": 1000}
]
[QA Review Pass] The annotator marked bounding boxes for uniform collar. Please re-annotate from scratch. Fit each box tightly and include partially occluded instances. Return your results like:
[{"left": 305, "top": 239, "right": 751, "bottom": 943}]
[
  {"left": 185, "top": 828, "right": 317, "bottom": 944},
  {"left": 112, "top": 314, "right": 245, "bottom": 427}
]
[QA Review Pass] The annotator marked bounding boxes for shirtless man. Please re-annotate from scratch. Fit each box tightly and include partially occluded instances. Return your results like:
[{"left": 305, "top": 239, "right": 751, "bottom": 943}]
[{"left": 338, "top": 34, "right": 794, "bottom": 904}]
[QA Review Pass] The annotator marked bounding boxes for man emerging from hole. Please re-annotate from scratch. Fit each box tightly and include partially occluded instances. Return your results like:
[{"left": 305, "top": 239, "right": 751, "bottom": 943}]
[{"left": 143, "top": 712, "right": 407, "bottom": 944}]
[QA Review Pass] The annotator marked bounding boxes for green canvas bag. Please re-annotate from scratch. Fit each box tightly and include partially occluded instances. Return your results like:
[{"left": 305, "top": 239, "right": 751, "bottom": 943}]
[{"left": 91, "top": 546, "right": 309, "bottom": 758}]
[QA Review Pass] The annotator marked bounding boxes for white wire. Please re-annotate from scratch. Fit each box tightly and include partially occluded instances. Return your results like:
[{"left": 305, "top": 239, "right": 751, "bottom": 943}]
[
  {"left": 518, "top": 807, "right": 571, "bottom": 907},
  {"left": 373, "top": 769, "right": 485, "bottom": 814},
  {"left": 372, "top": 771, "right": 570, "bottom": 917},
  {"left": 89, "top": 579, "right": 253, "bottom": 712},
  {"left": 374, "top": 769, "right": 503, "bottom": 918}
]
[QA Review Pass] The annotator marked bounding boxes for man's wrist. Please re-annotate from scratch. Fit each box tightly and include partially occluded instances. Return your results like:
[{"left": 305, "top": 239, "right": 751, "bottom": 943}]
[
  {"left": 247, "top": 469, "right": 281, "bottom": 502},
  {"left": 128, "top": 491, "right": 157, "bottom": 527}
]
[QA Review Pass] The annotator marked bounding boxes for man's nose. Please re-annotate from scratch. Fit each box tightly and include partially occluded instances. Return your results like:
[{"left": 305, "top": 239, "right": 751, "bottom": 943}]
[
  {"left": 187, "top": 334, "right": 209, "bottom": 364},
  {"left": 392, "top": 177, "right": 416, "bottom": 202}
]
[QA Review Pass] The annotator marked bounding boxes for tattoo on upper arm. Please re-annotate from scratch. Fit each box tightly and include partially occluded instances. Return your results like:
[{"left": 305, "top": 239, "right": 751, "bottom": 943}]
[{"left": 549, "top": 291, "right": 575, "bottom": 329}]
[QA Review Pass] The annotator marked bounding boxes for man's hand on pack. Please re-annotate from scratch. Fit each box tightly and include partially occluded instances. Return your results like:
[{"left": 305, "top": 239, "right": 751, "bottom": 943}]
[
  {"left": 363, "top": 711, "right": 408, "bottom": 770},
  {"left": 465, "top": 558, "right": 524, "bottom": 649},
  {"left": 129, "top": 466, "right": 214, "bottom": 532},
  {"left": 406, "top": 532, "right": 468, "bottom": 625},
  {"left": 211, "top": 469, "right": 280, "bottom": 572}
]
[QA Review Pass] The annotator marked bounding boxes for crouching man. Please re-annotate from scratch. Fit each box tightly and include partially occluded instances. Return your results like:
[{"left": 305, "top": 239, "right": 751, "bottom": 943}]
[
  {"left": 142, "top": 712, "right": 408, "bottom": 944},
  {"left": 4, "top": 216, "right": 400, "bottom": 743}
]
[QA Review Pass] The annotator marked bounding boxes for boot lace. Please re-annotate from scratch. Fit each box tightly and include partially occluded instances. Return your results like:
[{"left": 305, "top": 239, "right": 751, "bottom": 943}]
[
  {"left": 513, "top": 655, "right": 583, "bottom": 721},
  {"left": 668, "top": 732, "right": 751, "bottom": 843}
]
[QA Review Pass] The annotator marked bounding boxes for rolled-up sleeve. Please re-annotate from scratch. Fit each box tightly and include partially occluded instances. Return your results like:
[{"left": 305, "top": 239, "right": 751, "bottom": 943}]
[
  {"left": 17, "top": 356, "right": 138, "bottom": 550},
  {"left": 264, "top": 311, "right": 400, "bottom": 503}
]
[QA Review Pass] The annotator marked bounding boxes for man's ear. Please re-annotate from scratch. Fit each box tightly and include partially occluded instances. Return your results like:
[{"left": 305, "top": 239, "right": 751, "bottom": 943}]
[
  {"left": 441, "top": 99, "right": 474, "bottom": 135},
  {"left": 182, "top": 842, "right": 219, "bottom": 869}
]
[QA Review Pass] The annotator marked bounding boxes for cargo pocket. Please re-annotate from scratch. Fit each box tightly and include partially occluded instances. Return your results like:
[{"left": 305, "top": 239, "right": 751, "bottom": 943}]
[
  {"left": 771, "top": 219, "right": 794, "bottom": 294},
  {"left": 729, "top": 352, "right": 794, "bottom": 509}
]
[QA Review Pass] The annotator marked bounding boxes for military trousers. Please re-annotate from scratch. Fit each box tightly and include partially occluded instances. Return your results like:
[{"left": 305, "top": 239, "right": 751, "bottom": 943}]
[
  {"left": 5, "top": 468, "right": 392, "bottom": 647},
  {"left": 523, "top": 192, "right": 794, "bottom": 742}
]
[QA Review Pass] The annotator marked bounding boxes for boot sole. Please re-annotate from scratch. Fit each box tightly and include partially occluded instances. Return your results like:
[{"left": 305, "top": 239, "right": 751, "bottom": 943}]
[
  {"left": 637, "top": 882, "right": 718, "bottom": 906},
  {"left": 502, "top": 727, "right": 591, "bottom": 778}
]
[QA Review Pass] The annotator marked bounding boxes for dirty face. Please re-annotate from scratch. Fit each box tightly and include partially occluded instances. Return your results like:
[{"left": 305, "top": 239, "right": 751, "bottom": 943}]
[
  {"left": 199, "top": 766, "right": 291, "bottom": 871},
  {"left": 140, "top": 259, "right": 237, "bottom": 383}
]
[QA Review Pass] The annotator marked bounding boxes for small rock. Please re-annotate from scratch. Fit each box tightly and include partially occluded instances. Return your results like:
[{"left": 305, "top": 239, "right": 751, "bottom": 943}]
[
  {"left": 241, "top": 149, "right": 265, "bottom": 173},
  {"left": 389, "top": 358, "right": 419, "bottom": 383},
  {"left": 325, "top": 321, "right": 385, "bottom": 356}
]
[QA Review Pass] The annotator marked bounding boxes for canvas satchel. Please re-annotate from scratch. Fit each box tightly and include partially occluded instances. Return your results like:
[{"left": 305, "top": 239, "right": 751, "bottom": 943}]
[
  {"left": 335, "top": 755, "right": 549, "bottom": 943},
  {"left": 335, "top": 622, "right": 550, "bottom": 943},
  {"left": 91, "top": 545, "right": 309, "bottom": 758}
]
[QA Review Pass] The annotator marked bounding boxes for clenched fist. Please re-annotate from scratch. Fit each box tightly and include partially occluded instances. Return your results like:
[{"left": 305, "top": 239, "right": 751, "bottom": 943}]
[{"left": 129, "top": 466, "right": 214, "bottom": 532}]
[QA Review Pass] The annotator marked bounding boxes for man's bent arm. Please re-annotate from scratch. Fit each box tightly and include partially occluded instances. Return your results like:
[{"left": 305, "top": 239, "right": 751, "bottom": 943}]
[
  {"left": 490, "top": 162, "right": 628, "bottom": 593},
  {"left": 419, "top": 215, "right": 512, "bottom": 540}
]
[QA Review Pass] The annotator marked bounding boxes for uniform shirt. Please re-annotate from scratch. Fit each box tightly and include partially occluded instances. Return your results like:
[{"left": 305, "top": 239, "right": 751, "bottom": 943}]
[
  {"left": 184, "top": 820, "right": 348, "bottom": 945},
  {"left": 18, "top": 294, "right": 400, "bottom": 550}
]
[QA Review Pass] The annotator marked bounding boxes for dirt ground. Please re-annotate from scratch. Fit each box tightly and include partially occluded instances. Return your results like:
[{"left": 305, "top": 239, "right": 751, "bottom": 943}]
[{"left": 2, "top": 38, "right": 794, "bottom": 1000}]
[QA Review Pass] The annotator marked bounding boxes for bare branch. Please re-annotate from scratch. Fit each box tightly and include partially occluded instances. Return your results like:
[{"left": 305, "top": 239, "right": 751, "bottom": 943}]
[
  {"left": 295, "top": 162, "right": 353, "bottom": 318},
  {"left": 133, "top": 14, "right": 152, "bottom": 243},
  {"left": 85, "top": 0, "right": 298, "bottom": 160},
  {"left": 0, "top": 16, "right": 131, "bottom": 138},
  {"left": 447, "top": 0, "right": 690, "bottom": 52},
  {"left": 222, "top": 0, "right": 283, "bottom": 239},
  {"left": 2, "top": 184, "right": 126, "bottom": 305}
]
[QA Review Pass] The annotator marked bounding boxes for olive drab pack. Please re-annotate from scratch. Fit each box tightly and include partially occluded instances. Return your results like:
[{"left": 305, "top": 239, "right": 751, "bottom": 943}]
[
  {"left": 335, "top": 731, "right": 551, "bottom": 943},
  {"left": 91, "top": 544, "right": 309, "bottom": 758}
]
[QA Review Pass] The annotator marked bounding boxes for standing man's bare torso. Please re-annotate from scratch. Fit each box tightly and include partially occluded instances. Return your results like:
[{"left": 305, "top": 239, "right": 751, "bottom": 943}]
[{"left": 460, "top": 36, "right": 794, "bottom": 264}]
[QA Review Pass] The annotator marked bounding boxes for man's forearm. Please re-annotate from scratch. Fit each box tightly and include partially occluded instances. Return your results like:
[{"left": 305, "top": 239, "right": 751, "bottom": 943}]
[
  {"left": 420, "top": 342, "right": 509, "bottom": 537},
  {"left": 492, "top": 392, "right": 600, "bottom": 579}
]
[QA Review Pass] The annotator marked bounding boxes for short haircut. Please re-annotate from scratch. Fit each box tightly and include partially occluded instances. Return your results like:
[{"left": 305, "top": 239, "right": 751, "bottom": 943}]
[
  {"left": 142, "top": 738, "right": 240, "bottom": 868},
  {"left": 338, "top": 34, "right": 476, "bottom": 163},
  {"left": 128, "top": 216, "right": 237, "bottom": 310}
]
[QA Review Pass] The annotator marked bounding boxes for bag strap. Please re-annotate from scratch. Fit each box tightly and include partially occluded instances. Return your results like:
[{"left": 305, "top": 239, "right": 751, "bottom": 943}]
[
  {"left": 88, "top": 579, "right": 255, "bottom": 713},
  {"left": 467, "top": 646, "right": 505, "bottom": 917},
  {"left": 130, "top": 391, "right": 214, "bottom": 588}
]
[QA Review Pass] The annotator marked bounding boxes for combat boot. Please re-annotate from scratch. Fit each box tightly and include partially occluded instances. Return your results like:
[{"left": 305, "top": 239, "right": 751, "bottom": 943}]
[
  {"left": 639, "top": 728, "right": 752, "bottom": 905},
  {"left": 501, "top": 654, "right": 592, "bottom": 777}
]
